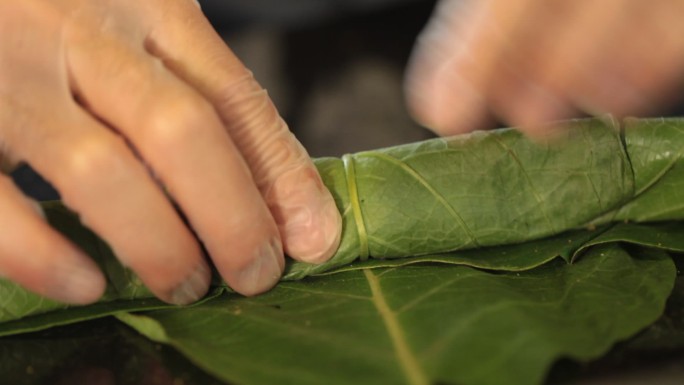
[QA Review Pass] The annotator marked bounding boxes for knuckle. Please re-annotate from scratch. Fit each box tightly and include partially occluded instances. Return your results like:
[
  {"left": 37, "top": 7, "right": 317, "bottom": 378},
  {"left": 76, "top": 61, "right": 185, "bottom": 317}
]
[
  {"left": 140, "top": 94, "right": 215, "bottom": 151},
  {"left": 60, "top": 135, "right": 127, "bottom": 182}
]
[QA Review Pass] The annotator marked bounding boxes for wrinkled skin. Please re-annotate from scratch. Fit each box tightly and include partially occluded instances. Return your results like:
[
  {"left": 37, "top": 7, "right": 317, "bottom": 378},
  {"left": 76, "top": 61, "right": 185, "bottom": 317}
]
[
  {"left": 406, "top": 0, "right": 684, "bottom": 136},
  {"left": 0, "top": 0, "right": 341, "bottom": 305}
]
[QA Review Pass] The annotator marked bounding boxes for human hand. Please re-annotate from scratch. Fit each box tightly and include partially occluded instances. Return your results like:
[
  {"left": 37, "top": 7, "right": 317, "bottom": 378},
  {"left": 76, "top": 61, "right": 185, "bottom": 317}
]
[
  {"left": 0, "top": 0, "right": 341, "bottom": 304},
  {"left": 406, "top": 0, "right": 684, "bottom": 136}
]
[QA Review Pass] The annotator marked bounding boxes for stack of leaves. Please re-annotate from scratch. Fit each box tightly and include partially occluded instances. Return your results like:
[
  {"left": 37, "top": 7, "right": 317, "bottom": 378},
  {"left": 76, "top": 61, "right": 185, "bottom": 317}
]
[{"left": 2, "top": 117, "right": 684, "bottom": 385}]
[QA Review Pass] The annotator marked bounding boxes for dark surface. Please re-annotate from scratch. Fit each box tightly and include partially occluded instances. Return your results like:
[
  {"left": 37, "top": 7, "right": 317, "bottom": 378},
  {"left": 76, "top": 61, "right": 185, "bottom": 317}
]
[{"left": 0, "top": 317, "right": 225, "bottom": 385}]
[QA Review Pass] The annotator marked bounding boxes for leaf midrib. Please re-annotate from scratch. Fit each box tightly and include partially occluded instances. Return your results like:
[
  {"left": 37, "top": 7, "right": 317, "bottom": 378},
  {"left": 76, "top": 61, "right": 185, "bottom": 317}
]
[{"left": 364, "top": 269, "right": 428, "bottom": 385}]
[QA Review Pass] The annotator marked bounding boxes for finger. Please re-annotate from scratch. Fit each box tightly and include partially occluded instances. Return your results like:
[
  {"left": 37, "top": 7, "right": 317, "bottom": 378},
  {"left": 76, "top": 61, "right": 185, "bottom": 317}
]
[
  {"left": 557, "top": 0, "right": 657, "bottom": 116},
  {"left": 142, "top": 0, "right": 341, "bottom": 263},
  {"left": 2, "top": 2, "right": 208, "bottom": 304},
  {"left": 64, "top": 18, "right": 283, "bottom": 296},
  {"left": 499, "top": 0, "right": 633, "bottom": 122},
  {"left": 573, "top": 1, "right": 684, "bottom": 117},
  {"left": 405, "top": 0, "right": 537, "bottom": 134},
  {"left": 10, "top": 99, "right": 211, "bottom": 304},
  {"left": 0, "top": 175, "right": 105, "bottom": 304},
  {"left": 482, "top": 0, "right": 584, "bottom": 133},
  {"left": 485, "top": 0, "right": 665, "bottom": 135},
  {"left": 0, "top": 4, "right": 106, "bottom": 304},
  {"left": 405, "top": 0, "right": 491, "bottom": 134}
]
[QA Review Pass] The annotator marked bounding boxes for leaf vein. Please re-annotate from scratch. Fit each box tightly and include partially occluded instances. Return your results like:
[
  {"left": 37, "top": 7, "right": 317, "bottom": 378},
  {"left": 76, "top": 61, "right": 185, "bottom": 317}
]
[
  {"left": 364, "top": 269, "right": 428, "bottom": 385},
  {"left": 491, "top": 135, "right": 557, "bottom": 234},
  {"left": 360, "top": 152, "right": 480, "bottom": 248}
]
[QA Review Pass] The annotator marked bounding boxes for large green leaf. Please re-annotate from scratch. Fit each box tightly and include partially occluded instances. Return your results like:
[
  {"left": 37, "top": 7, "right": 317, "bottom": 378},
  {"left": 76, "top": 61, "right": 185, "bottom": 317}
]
[
  {"left": 2, "top": 259, "right": 680, "bottom": 385},
  {"left": 118, "top": 244, "right": 675, "bottom": 385}
]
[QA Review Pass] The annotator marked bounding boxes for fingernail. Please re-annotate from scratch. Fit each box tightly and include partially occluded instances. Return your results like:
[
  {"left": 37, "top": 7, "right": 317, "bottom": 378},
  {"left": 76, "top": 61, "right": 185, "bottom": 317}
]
[
  {"left": 269, "top": 167, "right": 342, "bottom": 264},
  {"left": 52, "top": 261, "right": 106, "bottom": 304},
  {"left": 236, "top": 239, "right": 283, "bottom": 296},
  {"left": 284, "top": 195, "right": 341, "bottom": 263},
  {"left": 168, "top": 263, "right": 211, "bottom": 305}
]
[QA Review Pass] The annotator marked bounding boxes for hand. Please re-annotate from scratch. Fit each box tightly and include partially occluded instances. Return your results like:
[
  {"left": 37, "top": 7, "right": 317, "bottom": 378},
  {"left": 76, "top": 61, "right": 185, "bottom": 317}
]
[
  {"left": 406, "top": 0, "right": 684, "bottom": 136},
  {"left": 0, "top": 0, "right": 341, "bottom": 304}
]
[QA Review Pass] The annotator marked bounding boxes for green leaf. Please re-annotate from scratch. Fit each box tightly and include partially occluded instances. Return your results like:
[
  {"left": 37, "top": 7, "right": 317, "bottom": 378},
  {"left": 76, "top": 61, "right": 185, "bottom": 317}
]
[
  {"left": 611, "top": 117, "right": 684, "bottom": 221},
  {"left": 119, "top": 244, "right": 675, "bottom": 385},
  {"left": 617, "top": 264, "right": 684, "bottom": 352}
]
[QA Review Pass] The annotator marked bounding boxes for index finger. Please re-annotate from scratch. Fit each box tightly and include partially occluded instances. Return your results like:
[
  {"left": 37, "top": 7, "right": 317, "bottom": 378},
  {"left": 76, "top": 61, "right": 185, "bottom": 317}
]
[{"left": 142, "top": 0, "right": 342, "bottom": 264}]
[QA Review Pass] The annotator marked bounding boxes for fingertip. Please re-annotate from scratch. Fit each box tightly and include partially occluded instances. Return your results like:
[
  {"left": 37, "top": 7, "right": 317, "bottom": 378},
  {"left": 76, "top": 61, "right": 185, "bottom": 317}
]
[
  {"left": 45, "top": 255, "right": 107, "bottom": 305},
  {"left": 0, "top": 245, "right": 107, "bottom": 305},
  {"left": 491, "top": 75, "right": 577, "bottom": 141},
  {"left": 229, "top": 237, "right": 284, "bottom": 297},
  {"left": 405, "top": 49, "right": 490, "bottom": 136},
  {"left": 166, "top": 261, "right": 211, "bottom": 305},
  {"left": 265, "top": 164, "right": 342, "bottom": 264},
  {"left": 59, "top": 268, "right": 107, "bottom": 305},
  {"left": 284, "top": 191, "right": 342, "bottom": 264},
  {"left": 406, "top": 73, "right": 490, "bottom": 136},
  {"left": 0, "top": 178, "right": 107, "bottom": 305},
  {"left": 405, "top": 38, "right": 450, "bottom": 134},
  {"left": 123, "top": 239, "right": 212, "bottom": 306},
  {"left": 405, "top": 59, "right": 452, "bottom": 135}
]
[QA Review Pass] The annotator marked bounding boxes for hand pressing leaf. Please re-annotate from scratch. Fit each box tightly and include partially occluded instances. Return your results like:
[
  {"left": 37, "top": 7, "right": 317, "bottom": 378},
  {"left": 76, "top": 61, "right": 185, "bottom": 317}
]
[{"left": 3, "top": 117, "right": 684, "bottom": 330}]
